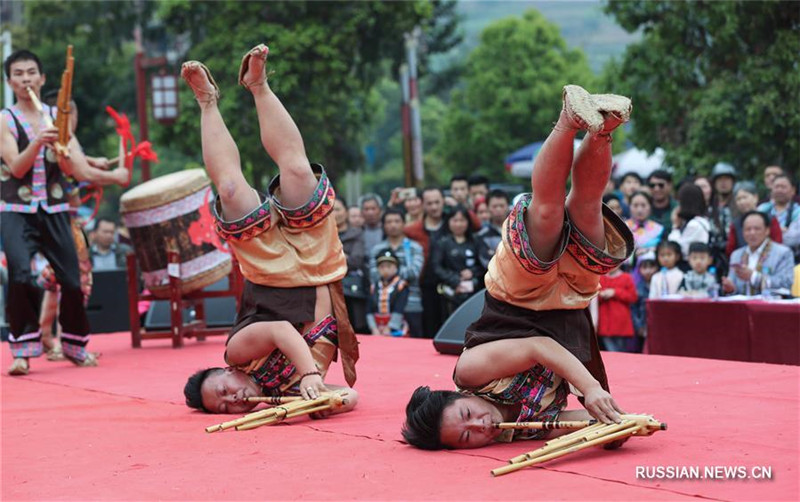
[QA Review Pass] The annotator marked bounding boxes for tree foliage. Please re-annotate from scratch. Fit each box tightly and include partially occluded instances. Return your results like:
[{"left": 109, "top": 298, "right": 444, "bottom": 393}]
[
  {"left": 605, "top": 0, "right": 800, "bottom": 179},
  {"left": 155, "top": 1, "right": 433, "bottom": 187},
  {"left": 435, "top": 9, "right": 596, "bottom": 179}
]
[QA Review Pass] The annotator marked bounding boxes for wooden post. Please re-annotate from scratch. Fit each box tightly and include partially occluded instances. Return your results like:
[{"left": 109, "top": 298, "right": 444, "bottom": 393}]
[
  {"left": 167, "top": 250, "right": 183, "bottom": 348},
  {"left": 126, "top": 253, "right": 142, "bottom": 348}
]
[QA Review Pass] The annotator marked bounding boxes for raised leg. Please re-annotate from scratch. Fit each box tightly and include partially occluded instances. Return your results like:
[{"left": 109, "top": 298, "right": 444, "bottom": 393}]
[
  {"left": 240, "top": 45, "right": 317, "bottom": 208},
  {"left": 525, "top": 113, "right": 577, "bottom": 262},
  {"left": 181, "top": 62, "right": 259, "bottom": 222},
  {"left": 565, "top": 133, "right": 612, "bottom": 248}
]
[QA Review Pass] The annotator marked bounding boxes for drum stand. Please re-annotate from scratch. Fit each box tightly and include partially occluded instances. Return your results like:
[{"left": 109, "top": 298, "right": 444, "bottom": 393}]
[{"left": 126, "top": 250, "right": 243, "bottom": 348}]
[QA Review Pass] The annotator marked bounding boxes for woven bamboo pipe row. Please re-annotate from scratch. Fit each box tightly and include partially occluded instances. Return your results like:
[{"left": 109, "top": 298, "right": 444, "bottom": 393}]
[{"left": 492, "top": 414, "right": 667, "bottom": 477}]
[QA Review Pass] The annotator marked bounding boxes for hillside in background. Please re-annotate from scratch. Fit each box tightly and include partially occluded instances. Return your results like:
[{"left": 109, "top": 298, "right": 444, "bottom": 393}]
[{"left": 442, "top": 0, "right": 639, "bottom": 73}]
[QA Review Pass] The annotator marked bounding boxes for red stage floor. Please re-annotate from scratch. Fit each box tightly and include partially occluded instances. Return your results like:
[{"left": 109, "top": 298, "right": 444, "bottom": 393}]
[{"left": 2, "top": 333, "right": 798, "bottom": 501}]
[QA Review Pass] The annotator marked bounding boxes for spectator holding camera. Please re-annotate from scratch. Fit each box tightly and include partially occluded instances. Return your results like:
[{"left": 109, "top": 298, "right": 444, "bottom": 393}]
[{"left": 431, "top": 205, "right": 486, "bottom": 316}]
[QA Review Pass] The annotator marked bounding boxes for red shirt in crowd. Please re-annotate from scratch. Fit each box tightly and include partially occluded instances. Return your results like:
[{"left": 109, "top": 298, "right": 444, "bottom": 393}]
[{"left": 597, "top": 271, "right": 637, "bottom": 337}]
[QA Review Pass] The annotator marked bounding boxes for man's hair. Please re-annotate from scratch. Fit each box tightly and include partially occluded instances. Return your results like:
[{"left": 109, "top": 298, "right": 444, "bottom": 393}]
[
  {"left": 95, "top": 216, "right": 117, "bottom": 229},
  {"left": 688, "top": 242, "right": 711, "bottom": 255},
  {"left": 381, "top": 207, "right": 405, "bottom": 226},
  {"left": 358, "top": 193, "right": 384, "bottom": 209},
  {"left": 602, "top": 193, "right": 621, "bottom": 205},
  {"left": 487, "top": 189, "right": 509, "bottom": 205},
  {"left": 449, "top": 174, "right": 467, "bottom": 185},
  {"left": 467, "top": 174, "right": 489, "bottom": 188},
  {"left": 184, "top": 367, "right": 224, "bottom": 412},
  {"left": 742, "top": 209, "right": 770, "bottom": 228},
  {"left": 402, "top": 386, "right": 465, "bottom": 450},
  {"left": 4, "top": 49, "right": 43, "bottom": 79},
  {"left": 648, "top": 169, "right": 673, "bottom": 184},
  {"left": 336, "top": 197, "right": 349, "bottom": 210},
  {"left": 421, "top": 186, "right": 443, "bottom": 199},
  {"left": 772, "top": 174, "right": 797, "bottom": 190}
]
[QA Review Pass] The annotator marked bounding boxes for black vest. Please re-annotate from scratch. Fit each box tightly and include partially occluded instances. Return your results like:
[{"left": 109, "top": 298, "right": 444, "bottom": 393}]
[{"left": 0, "top": 107, "right": 70, "bottom": 209}]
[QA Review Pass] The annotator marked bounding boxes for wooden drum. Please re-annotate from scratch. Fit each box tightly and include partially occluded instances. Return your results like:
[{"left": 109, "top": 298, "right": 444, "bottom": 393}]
[{"left": 120, "top": 169, "right": 231, "bottom": 297}]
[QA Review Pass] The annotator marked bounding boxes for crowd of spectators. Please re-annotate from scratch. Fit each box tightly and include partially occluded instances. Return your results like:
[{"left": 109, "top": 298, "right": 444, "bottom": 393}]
[{"left": 337, "top": 164, "right": 800, "bottom": 353}]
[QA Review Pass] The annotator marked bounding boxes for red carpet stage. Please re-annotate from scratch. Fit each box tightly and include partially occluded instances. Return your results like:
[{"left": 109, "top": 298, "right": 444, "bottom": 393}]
[{"left": 2, "top": 334, "right": 798, "bottom": 501}]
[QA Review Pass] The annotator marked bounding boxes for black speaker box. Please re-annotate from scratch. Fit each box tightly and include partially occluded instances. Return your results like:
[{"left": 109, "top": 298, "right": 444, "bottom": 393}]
[
  {"left": 86, "top": 269, "right": 131, "bottom": 334},
  {"left": 432, "top": 289, "right": 486, "bottom": 355},
  {"left": 143, "top": 276, "right": 236, "bottom": 330}
]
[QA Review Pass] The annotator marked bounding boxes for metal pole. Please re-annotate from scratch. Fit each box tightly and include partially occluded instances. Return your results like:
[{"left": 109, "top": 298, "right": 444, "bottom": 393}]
[
  {"left": 134, "top": 26, "right": 150, "bottom": 181},
  {"left": 399, "top": 64, "right": 412, "bottom": 188},
  {"left": 1, "top": 31, "right": 13, "bottom": 109},
  {"left": 406, "top": 27, "right": 424, "bottom": 186}
]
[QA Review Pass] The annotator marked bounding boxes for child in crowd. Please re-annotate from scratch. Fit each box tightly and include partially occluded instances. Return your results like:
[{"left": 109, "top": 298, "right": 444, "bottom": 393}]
[
  {"left": 597, "top": 265, "right": 638, "bottom": 352},
  {"left": 649, "top": 241, "right": 684, "bottom": 299},
  {"left": 630, "top": 253, "right": 658, "bottom": 353},
  {"left": 679, "top": 242, "right": 718, "bottom": 296},
  {"left": 367, "top": 249, "right": 409, "bottom": 337}
]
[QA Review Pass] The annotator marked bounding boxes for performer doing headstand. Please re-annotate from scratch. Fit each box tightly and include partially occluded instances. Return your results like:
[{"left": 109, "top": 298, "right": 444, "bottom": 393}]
[
  {"left": 181, "top": 44, "right": 358, "bottom": 416},
  {"left": 403, "top": 85, "right": 635, "bottom": 449}
]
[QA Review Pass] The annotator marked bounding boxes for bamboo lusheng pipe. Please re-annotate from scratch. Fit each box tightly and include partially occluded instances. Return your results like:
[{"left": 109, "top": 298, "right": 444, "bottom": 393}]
[
  {"left": 508, "top": 420, "right": 636, "bottom": 464},
  {"left": 235, "top": 403, "right": 332, "bottom": 431},
  {"left": 243, "top": 396, "right": 304, "bottom": 404},
  {"left": 26, "top": 86, "right": 69, "bottom": 158},
  {"left": 205, "top": 392, "right": 345, "bottom": 433},
  {"left": 492, "top": 422, "right": 643, "bottom": 477},
  {"left": 55, "top": 45, "right": 74, "bottom": 147},
  {"left": 494, "top": 420, "right": 597, "bottom": 430}
]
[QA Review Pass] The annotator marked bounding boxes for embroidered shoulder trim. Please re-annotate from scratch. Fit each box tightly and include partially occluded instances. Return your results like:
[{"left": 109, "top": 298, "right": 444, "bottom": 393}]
[
  {"left": 566, "top": 204, "right": 635, "bottom": 275},
  {"left": 269, "top": 163, "right": 336, "bottom": 229},
  {"left": 504, "top": 193, "right": 568, "bottom": 275},
  {"left": 213, "top": 191, "right": 271, "bottom": 242}
]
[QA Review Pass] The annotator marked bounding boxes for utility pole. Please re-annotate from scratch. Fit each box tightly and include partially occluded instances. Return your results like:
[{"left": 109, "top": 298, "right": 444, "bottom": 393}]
[{"left": 405, "top": 27, "right": 424, "bottom": 186}]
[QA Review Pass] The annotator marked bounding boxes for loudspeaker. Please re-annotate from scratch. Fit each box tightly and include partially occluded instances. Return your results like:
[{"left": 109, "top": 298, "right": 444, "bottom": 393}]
[
  {"left": 143, "top": 277, "right": 236, "bottom": 331},
  {"left": 432, "top": 289, "right": 486, "bottom": 355},
  {"left": 86, "top": 269, "right": 131, "bottom": 334}
]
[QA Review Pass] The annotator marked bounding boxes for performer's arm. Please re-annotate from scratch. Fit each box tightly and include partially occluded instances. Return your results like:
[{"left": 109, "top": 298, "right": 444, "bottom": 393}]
[
  {"left": 454, "top": 337, "right": 624, "bottom": 423},
  {"left": 1, "top": 117, "right": 58, "bottom": 178},
  {"left": 225, "top": 321, "right": 326, "bottom": 399},
  {"left": 60, "top": 136, "right": 127, "bottom": 186}
]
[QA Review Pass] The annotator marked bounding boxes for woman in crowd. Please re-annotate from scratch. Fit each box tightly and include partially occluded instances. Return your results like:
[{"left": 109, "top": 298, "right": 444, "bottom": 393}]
[
  {"left": 694, "top": 176, "right": 713, "bottom": 206},
  {"left": 431, "top": 205, "right": 486, "bottom": 314},
  {"left": 473, "top": 196, "right": 490, "bottom": 226},
  {"left": 668, "top": 184, "right": 711, "bottom": 259},
  {"left": 334, "top": 198, "right": 369, "bottom": 333},
  {"left": 725, "top": 181, "right": 782, "bottom": 257},
  {"left": 626, "top": 191, "right": 664, "bottom": 259}
]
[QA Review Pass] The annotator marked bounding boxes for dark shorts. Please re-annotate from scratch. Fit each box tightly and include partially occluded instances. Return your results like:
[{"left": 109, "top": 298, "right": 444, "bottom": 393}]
[
  {"left": 464, "top": 291, "right": 593, "bottom": 362},
  {"left": 227, "top": 280, "right": 316, "bottom": 343}
]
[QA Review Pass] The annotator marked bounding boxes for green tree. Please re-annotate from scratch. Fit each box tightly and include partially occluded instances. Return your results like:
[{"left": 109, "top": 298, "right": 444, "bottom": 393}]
[
  {"left": 435, "top": 9, "right": 596, "bottom": 180},
  {"left": 155, "top": 1, "right": 434, "bottom": 187},
  {"left": 605, "top": 0, "right": 800, "bottom": 179}
]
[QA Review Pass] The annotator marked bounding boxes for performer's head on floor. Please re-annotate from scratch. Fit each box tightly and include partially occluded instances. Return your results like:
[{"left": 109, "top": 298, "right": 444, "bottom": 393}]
[
  {"left": 184, "top": 367, "right": 261, "bottom": 414},
  {"left": 403, "top": 386, "right": 503, "bottom": 450}
]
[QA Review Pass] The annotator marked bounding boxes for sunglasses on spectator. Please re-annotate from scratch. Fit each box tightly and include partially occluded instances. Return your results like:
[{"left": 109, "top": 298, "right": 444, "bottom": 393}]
[{"left": 649, "top": 182, "right": 667, "bottom": 188}]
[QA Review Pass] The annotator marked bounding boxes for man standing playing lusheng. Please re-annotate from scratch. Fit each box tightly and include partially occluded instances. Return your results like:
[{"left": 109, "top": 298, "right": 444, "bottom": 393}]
[
  {"left": 1, "top": 50, "right": 98, "bottom": 374},
  {"left": 180, "top": 44, "right": 358, "bottom": 415},
  {"left": 403, "top": 85, "right": 634, "bottom": 450}
]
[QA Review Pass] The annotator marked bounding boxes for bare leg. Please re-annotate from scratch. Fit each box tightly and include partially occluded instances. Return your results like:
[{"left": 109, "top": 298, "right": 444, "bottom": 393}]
[
  {"left": 181, "top": 62, "right": 259, "bottom": 222},
  {"left": 241, "top": 45, "right": 317, "bottom": 208},
  {"left": 525, "top": 111, "right": 577, "bottom": 261},
  {"left": 566, "top": 133, "right": 612, "bottom": 248}
]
